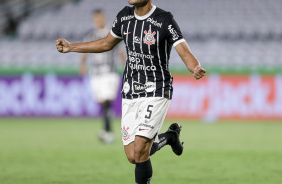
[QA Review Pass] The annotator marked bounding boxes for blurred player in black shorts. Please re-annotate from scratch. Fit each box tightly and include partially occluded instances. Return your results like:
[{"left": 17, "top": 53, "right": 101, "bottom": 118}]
[
  {"left": 56, "top": 0, "right": 206, "bottom": 183},
  {"left": 80, "top": 9, "right": 125, "bottom": 144}
]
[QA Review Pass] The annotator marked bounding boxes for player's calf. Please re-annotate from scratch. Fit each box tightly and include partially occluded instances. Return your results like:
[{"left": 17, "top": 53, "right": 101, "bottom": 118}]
[
  {"left": 134, "top": 136, "right": 154, "bottom": 184},
  {"left": 124, "top": 136, "right": 154, "bottom": 184}
]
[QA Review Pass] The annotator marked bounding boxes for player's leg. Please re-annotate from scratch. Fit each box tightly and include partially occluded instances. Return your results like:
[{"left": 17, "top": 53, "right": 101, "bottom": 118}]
[
  {"left": 124, "top": 136, "right": 154, "bottom": 184},
  {"left": 101, "top": 100, "right": 112, "bottom": 132},
  {"left": 134, "top": 136, "right": 154, "bottom": 184},
  {"left": 96, "top": 73, "right": 119, "bottom": 143},
  {"left": 150, "top": 123, "right": 184, "bottom": 156},
  {"left": 90, "top": 75, "right": 113, "bottom": 142},
  {"left": 101, "top": 73, "right": 120, "bottom": 133},
  {"left": 124, "top": 136, "right": 154, "bottom": 164},
  {"left": 122, "top": 97, "right": 174, "bottom": 183},
  {"left": 97, "top": 100, "right": 115, "bottom": 143},
  {"left": 149, "top": 131, "right": 175, "bottom": 155}
]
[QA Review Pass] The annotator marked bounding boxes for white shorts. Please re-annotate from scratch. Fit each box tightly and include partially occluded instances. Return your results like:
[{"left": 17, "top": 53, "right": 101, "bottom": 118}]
[
  {"left": 121, "top": 97, "right": 171, "bottom": 145},
  {"left": 90, "top": 73, "right": 120, "bottom": 103}
]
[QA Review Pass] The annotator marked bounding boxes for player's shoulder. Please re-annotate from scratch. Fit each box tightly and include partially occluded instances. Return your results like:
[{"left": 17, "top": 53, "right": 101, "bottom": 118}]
[
  {"left": 117, "top": 6, "right": 134, "bottom": 18},
  {"left": 154, "top": 7, "right": 174, "bottom": 20}
]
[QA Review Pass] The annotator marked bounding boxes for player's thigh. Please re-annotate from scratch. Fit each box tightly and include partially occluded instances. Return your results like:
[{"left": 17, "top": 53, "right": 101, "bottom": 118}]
[
  {"left": 135, "top": 97, "right": 171, "bottom": 141},
  {"left": 121, "top": 98, "right": 139, "bottom": 145}
]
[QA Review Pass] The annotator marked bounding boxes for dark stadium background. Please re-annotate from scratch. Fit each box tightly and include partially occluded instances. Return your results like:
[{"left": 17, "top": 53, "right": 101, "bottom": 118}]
[{"left": 0, "top": 0, "right": 281, "bottom": 184}]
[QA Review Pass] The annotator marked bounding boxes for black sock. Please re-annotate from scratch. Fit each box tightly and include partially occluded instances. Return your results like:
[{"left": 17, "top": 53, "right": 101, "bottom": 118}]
[
  {"left": 135, "top": 159, "right": 153, "bottom": 184},
  {"left": 150, "top": 132, "right": 175, "bottom": 156},
  {"left": 102, "top": 101, "right": 111, "bottom": 132}
]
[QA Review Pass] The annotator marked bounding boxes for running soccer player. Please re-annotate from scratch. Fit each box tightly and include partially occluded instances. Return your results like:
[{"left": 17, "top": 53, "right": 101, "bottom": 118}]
[
  {"left": 80, "top": 9, "right": 125, "bottom": 144},
  {"left": 56, "top": 0, "right": 206, "bottom": 183}
]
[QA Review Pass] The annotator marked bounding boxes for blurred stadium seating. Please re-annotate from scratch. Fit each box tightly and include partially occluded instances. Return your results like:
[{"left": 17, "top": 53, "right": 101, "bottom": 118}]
[{"left": 0, "top": 0, "right": 281, "bottom": 74}]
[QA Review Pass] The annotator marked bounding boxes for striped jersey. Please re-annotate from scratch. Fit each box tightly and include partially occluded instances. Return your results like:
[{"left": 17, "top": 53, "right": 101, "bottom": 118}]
[
  {"left": 84, "top": 27, "right": 117, "bottom": 76},
  {"left": 110, "top": 5, "right": 185, "bottom": 100}
]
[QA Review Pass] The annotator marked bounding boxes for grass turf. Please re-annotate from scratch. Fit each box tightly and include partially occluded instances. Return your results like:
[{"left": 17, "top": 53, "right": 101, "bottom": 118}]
[{"left": 0, "top": 118, "right": 281, "bottom": 184}]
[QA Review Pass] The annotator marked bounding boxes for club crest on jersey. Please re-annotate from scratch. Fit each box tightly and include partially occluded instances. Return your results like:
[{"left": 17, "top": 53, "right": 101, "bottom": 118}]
[
  {"left": 122, "top": 126, "right": 130, "bottom": 141},
  {"left": 143, "top": 30, "right": 156, "bottom": 45}
]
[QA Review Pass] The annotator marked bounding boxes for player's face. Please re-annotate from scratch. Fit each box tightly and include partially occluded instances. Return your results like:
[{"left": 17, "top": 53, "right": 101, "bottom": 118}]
[
  {"left": 93, "top": 12, "right": 105, "bottom": 29},
  {"left": 128, "top": 0, "right": 150, "bottom": 7}
]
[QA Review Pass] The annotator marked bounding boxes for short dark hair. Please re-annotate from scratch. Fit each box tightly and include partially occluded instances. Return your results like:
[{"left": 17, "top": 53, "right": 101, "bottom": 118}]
[{"left": 92, "top": 9, "right": 103, "bottom": 15}]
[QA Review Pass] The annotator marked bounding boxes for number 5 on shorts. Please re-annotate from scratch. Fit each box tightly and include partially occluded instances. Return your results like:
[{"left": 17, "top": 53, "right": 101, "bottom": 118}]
[{"left": 145, "top": 105, "right": 153, "bottom": 119}]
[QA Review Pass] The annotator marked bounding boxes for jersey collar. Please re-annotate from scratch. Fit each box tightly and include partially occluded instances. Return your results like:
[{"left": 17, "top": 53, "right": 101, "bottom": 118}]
[{"left": 134, "top": 5, "right": 156, "bottom": 20}]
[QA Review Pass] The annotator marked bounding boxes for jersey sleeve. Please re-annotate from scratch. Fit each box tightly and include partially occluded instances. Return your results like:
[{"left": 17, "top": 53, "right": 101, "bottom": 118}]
[
  {"left": 165, "top": 14, "right": 185, "bottom": 47},
  {"left": 111, "top": 10, "right": 124, "bottom": 39}
]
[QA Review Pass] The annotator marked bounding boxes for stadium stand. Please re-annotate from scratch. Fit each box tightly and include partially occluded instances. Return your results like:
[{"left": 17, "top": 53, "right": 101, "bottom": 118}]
[{"left": 0, "top": 0, "right": 281, "bottom": 73}]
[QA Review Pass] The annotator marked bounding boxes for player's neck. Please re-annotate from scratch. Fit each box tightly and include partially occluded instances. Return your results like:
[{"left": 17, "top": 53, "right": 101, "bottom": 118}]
[{"left": 134, "top": 2, "right": 153, "bottom": 17}]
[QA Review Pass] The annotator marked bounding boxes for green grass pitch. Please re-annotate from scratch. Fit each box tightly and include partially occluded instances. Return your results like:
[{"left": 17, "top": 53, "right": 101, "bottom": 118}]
[{"left": 0, "top": 118, "right": 281, "bottom": 184}]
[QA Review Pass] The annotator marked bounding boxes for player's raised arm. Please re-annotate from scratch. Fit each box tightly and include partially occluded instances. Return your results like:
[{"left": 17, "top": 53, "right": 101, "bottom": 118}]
[
  {"left": 55, "top": 32, "right": 122, "bottom": 53},
  {"left": 175, "top": 42, "right": 206, "bottom": 80},
  {"left": 164, "top": 13, "right": 206, "bottom": 80}
]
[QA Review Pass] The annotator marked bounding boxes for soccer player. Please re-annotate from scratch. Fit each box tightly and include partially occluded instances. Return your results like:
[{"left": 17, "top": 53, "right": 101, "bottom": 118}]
[
  {"left": 56, "top": 0, "right": 206, "bottom": 183},
  {"left": 80, "top": 9, "right": 125, "bottom": 144}
]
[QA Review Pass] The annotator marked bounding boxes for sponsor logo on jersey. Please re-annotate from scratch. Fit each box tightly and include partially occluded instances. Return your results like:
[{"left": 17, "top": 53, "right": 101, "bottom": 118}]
[
  {"left": 121, "top": 15, "right": 134, "bottom": 22},
  {"left": 139, "top": 123, "right": 154, "bottom": 129},
  {"left": 129, "top": 57, "right": 157, "bottom": 71},
  {"left": 133, "top": 81, "right": 156, "bottom": 94},
  {"left": 139, "top": 128, "right": 149, "bottom": 131},
  {"left": 123, "top": 81, "right": 130, "bottom": 94},
  {"left": 128, "top": 50, "right": 156, "bottom": 71},
  {"left": 112, "top": 18, "right": 118, "bottom": 28},
  {"left": 134, "top": 36, "right": 141, "bottom": 44},
  {"left": 168, "top": 25, "right": 179, "bottom": 41},
  {"left": 123, "top": 31, "right": 131, "bottom": 35},
  {"left": 147, "top": 18, "right": 162, "bottom": 28},
  {"left": 143, "top": 29, "right": 156, "bottom": 45},
  {"left": 128, "top": 50, "right": 154, "bottom": 59},
  {"left": 122, "top": 126, "right": 130, "bottom": 141}
]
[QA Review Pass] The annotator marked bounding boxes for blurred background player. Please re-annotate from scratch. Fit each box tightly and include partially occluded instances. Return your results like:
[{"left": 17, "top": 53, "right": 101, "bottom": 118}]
[{"left": 79, "top": 9, "right": 125, "bottom": 144}]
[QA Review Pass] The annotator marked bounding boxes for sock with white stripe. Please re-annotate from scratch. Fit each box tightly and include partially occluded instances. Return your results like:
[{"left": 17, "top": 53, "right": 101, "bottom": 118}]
[
  {"left": 150, "top": 132, "right": 175, "bottom": 156},
  {"left": 135, "top": 159, "right": 152, "bottom": 184}
]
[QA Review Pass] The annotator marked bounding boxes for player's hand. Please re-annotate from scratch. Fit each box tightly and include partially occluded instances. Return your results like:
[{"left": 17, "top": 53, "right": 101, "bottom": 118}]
[
  {"left": 55, "top": 39, "right": 71, "bottom": 53},
  {"left": 193, "top": 65, "right": 206, "bottom": 80},
  {"left": 79, "top": 64, "right": 87, "bottom": 75}
]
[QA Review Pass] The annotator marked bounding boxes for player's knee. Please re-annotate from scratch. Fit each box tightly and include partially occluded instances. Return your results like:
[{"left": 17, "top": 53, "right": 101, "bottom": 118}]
[
  {"left": 126, "top": 155, "right": 136, "bottom": 164},
  {"left": 134, "top": 136, "right": 151, "bottom": 163},
  {"left": 124, "top": 145, "right": 136, "bottom": 164}
]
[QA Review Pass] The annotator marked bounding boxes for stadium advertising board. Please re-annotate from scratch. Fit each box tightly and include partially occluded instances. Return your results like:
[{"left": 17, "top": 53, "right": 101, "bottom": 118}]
[
  {"left": 0, "top": 74, "right": 121, "bottom": 117},
  {"left": 170, "top": 74, "right": 282, "bottom": 120},
  {"left": 0, "top": 74, "right": 281, "bottom": 119}
]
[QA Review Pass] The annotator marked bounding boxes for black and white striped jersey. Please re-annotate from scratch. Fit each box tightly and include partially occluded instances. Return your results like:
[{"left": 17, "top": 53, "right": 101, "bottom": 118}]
[
  {"left": 111, "top": 5, "right": 185, "bottom": 100},
  {"left": 84, "top": 27, "right": 117, "bottom": 76}
]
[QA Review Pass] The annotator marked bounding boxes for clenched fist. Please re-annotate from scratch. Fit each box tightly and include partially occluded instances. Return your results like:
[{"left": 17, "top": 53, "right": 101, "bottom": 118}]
[
  {"left": 193, "top": 65, "right": 206, "bottom": 80},
  {"left": 55, "top": 39, "right": 71, "bottom": 53}
]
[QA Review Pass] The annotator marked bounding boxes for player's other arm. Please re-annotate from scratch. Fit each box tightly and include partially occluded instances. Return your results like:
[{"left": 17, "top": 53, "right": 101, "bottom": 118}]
[
  {"left": 55, "top": 33, "right": 122, "bottom": 53},
  {"left": 175, "top": 42, "right": 206, "bottom": 80}
]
